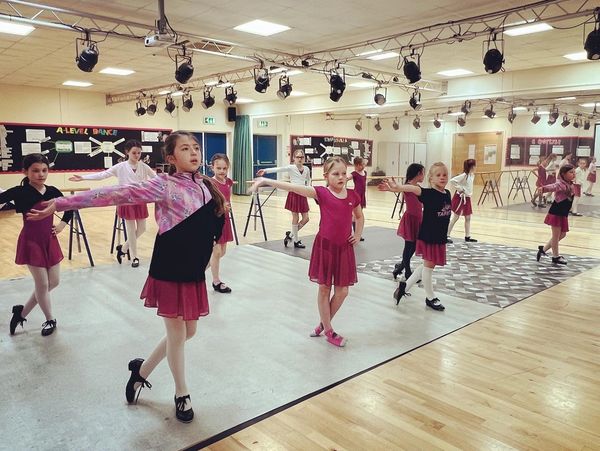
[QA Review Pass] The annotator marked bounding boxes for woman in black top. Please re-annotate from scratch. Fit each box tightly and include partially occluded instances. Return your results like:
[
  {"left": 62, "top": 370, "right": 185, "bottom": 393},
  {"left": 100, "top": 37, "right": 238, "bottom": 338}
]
[
  {"left": 379, "top": 162, "right": 452, "bottom": 311},
  {"left": 0, "top": 154, "right": 73, "bottom": 336}
]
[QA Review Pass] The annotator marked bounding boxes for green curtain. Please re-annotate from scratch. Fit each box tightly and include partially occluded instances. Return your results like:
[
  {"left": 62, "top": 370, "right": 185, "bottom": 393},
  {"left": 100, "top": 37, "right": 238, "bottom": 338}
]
[{"left": 232, "top": 114, "right": 253, "bottom": 195}]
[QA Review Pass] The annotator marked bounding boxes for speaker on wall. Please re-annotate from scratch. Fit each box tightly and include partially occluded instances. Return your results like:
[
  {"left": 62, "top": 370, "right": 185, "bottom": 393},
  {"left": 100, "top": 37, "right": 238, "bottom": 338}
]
[{"left": 227, "top": 107, "right": 237, "bottom": 122}]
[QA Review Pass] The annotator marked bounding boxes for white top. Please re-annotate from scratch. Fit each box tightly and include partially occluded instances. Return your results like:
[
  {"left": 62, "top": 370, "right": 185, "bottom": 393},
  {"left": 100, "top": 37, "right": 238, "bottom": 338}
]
[
  {"left": 80, "top": 161, "right": 156, "bottom": 185},
  {"left": 575, "top": 167, "right": 587, "bottom": 185},
  {"left": 263, "top": 164, "right": 311, "bottom": 186},
  {"left": 558, "top": 157, "right": 571, "bottom": 168},
  {"left": 449, "top": 172, "right": 475, "bottom": 197},
  {"left": 545, "top": 161, "right": 555, "bottom": 171},
  {"left": 589, "top": 163, "right": 596, "bottom": 175}
]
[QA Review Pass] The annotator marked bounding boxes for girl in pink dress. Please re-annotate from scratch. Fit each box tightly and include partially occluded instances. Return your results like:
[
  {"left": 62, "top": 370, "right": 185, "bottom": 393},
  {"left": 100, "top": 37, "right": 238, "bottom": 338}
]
[
  {"left": 249, "top": 156, "right": 364, "bottom": 347},
  {"left": 393, "top": 163, "right": 425, "bottom": 283},
  {"left": 379, "top": 162, "right": 452, "bottom": 311},
  {"left": 531, "top": 154, "right": 554, "bottom": 208},
  {"left": 2, "top": 154, "right": 73, "bottom": 337},
  {"left": 584, "top": 157, "right": 596, "bottom": 196},
  {"left": 209, "top": 153, "right": 234, "bottom": 294},
  {"left": 348, "top": 156, "right": 367, "bottom": 241},
  {"left": 28, "top": 132, "right": 226, "bottom": 423}
]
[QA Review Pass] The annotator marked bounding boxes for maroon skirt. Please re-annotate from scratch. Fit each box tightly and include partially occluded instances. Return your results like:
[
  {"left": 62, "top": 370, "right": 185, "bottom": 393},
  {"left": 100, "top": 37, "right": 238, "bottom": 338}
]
[
  {"left": 285, "top": 192, "right": 310, "bottom": 213},
  {"left": 587, "top": 172, "right": 596, "bottom": 183},
  {"left": 397, "top": 212, "right": 422, "bottom": 242},
  {"left": 217, "top": 214, "right": 234, "bottom": 244},
  {"left": 416, "top": 240, "right": 447, "bottom": 266},
  {"left": 16, "top": 212, "right": 63, "bottom": 268},
  {"left": 117, "top": 204, "right": 149, "bottom": 220},
  {"left": 140, "top": 276, "right": 209, "bottom": 321},
  {"left": 544, "top": 213, "right": 569, "bottom": 233},
  {"left": 308, "top": 234, "right": 357, "bottom": 287},
  {"left": 451, "top": 193, "right": 473, "bottom": 216},
  {"left": 546, "top": 174, "right": 557, "bottom": 185},
  {"left": 573, "top": 184, "right": 582, "bottom": 197}
]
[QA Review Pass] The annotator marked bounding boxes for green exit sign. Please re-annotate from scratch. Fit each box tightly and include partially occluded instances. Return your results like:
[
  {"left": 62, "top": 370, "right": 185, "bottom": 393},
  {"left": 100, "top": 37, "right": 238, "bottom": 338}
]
[
  {"left": 204, "top": 116, "right": 215, "bottom": 125},
  {"left": 257, "top": 120, "right": 269, "bottom": 128}
]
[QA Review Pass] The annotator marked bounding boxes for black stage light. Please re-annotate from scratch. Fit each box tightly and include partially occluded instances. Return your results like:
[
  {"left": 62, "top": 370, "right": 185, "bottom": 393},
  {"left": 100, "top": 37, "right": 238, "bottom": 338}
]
[
  {"left": 175, "top": 56, "right": 194, "bottom": 84},
  {"left": 584, "top": 11, "right": 600, "bottom": 60},
  {"left": 508, "top": 108, "right": 517, "bottom": 123},
  {"left": 409, "top": 90, "right": 421, "bottom": 110},
  {"left": 403, "top": 54, "right": 421, "bottom": 84},
  {"left": 277, "top": 76, "right": 292, "bottom": 99},
  {"left": 329, "top": 71, "right": 346, "bottom": 102},
  {"left": 201, "top": 88, "right": 215, "bottom": 109},
  {"left": 392, "top": 118, "right": 400, "bottom": 130},
  {"left": 374, "top": 92, "right": 386, "bottom": 106},
  {"left": 457, "top": 116, "right": 466, "bottom": 127},
  {"left": 76, "top": 39, "right": 99, "bottom": 72},
  {"left": 484, "top": 104, "right": 496, "bottom": 118},
  {"left": 561, "top": 114, "right": 570, "bottom": 127},
  {"left": 254, "top": 68, "right": 270, "bottom": 93},
  {"left": 223, "top": 86, "right": 237, "bottom": 105},
  {"left": 548, "top": 115, "right": 557, "bottom": 126},
  {"left": 583, "top": 118, "right": 591, "bottom": 130},
  {"left": 164, "top": 95, "right": 175, "bottom": 114},
  {"left": 182, "top": 93, "right": 193, "bottom": 112},
  {"left": 374, "top": 119, "right": 382, "bottom": 131},
  {"left": 147, "top": 97, "right": 157, "bottom": 115},
  {"left": 531, "top": 111, "right": 541, "bottom": 124},
  {"left": 483, "top": 48, "right": 504, "bottom": 74},
  {"left": 134, "top": 101, "right": 146, "bottom": 116},
  {"left": 433, "top": 115, "right": 441, "bottom": 128},
  {"left": 461, "top": 100, "right": 472, "bottom": 115},
  {"left": 413, "top": 116, "right": 421, "bottom": 129},
  {"left": 573, "top": 117, "right": 580, "bottom": 128},
  {"left": 355, "top": 119, "right": 362, "bottom": 131},
  {"left": 550, "top": 106, "right": 560, "bottom": 120}
]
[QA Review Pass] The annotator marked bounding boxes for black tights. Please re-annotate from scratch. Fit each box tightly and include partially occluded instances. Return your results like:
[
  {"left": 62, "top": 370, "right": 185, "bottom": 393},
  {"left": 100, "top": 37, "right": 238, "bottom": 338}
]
[{"left": 400, "top": 241, "right": 416, "bottom": 277}]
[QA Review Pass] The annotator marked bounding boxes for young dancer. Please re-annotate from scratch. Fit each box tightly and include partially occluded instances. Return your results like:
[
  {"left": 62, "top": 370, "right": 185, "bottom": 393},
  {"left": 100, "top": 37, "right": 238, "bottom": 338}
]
[
  {"left": 348, "top": 156, "right": 367, "bottom": 241},
  {"left": 447, "top": 159, "right": 477, "bottom": 243},
  {"left": 379, "top": 162, "right": 451, "bottom": 311},
  {"left": 209, "top": 153, "right": 234, "bottom": 294},
  {"left": 584, "top": 157, "right": 596, "bottom": 196},
  {"left": 249, "top": 156, "right": 363, "bottom": 347},
  {"left": 531, "top": 154, "right": 554, "bottom": 208},
  {"left": 392, "top": 163, "right": 424, "bottom": 281},
  {"left": 29, "top": 131, "right": 226, "bottom": 423},
  {"left": 1, "top": 154, "right": 73, "bottom": 336},
  {"left": 536, "top": 164, "right": 576, "bottom": 265},
  {"left": 571, "top": 158, "right": 587, "bottom": 216},
  {"left": 542, "top": 154, "right": 559, "bottom": 205},
  {"left": 69, "top": 140, "right": 156, "bottom": 267},
  {"left": 256, "top": 149, "right": 311, "bottom": 248}
]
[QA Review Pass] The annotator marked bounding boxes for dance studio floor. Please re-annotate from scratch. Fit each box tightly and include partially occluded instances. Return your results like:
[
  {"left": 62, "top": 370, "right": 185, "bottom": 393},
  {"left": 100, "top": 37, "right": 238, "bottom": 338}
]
[
  {"left": 498, "top": 195, "right": 600, "bottom": 219},
  {"left": 0, "top": 245, "right": 498, "bottom": 450}
]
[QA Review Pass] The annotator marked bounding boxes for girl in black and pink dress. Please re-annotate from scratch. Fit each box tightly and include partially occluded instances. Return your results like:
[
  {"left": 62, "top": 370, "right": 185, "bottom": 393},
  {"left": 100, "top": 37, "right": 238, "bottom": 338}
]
[
  {"left": 379, "top": 162, "right": 451, "bottom": 311},
  {"left": 348, "top": 156, "right": 367, "bottom": 241},
  {"left": 1, "top": 154, "right": 73, "bottom": 337}
]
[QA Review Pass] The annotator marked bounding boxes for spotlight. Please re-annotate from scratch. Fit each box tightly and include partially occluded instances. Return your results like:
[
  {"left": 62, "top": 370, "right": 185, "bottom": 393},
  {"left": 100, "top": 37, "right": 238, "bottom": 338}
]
[
  {"left": 412, "top": 116, "right": 421, "bottom": 129},
  {"left": 508, "top": 108, "right": 517, "bottom": 123},
  {"left": 164, "top": 94, "right": 175, "bottom": 114},
  {"left": 254, "top": 68, "right": 270, "bottom": 93},
  {"left": 483, "top": 33, "right": 505, "bottom": 74},
  {"left": 277, "top": 75, "right": 293, "bottom": 99},
  {"left": 584, "top": 118, "right": 591, "bottom": 130},
  {"left": 355, "top": 118, "right": 362, "bottom": 131},
  {"left": 402, "top": 52, "right": 421, "bottom": 84},
  {"left": 531, "top": 111, "right": 541, "bottom": 124},
  {"left": 201, "top": 88, "right": 215, "bottom": 109},
  {"left": 374, "top": 119, "right": 382, "bottom": 131},
  {"left": 561, "top": 114, "right": 571, "bottom": 127},
  {"left": 182, "top": 92, "right": 193, "bottom": 112},
  {"left": 301, "top": 59, "right": 310, "bottom": 67},
  {"left": 548, "top": 115, "right": 557, "bottom": 126},
  {"left": 433, "top": 114, "right": 442, "bottom": 128},
  {"left": 329, "top": 70, "right": 346, "bottom": 102},
  {"left": 550, "top": 105, "right": 560, "bottom": 120},
  {"left": 484, "top": 104, "right": 496, "bottom": 118},
  {"left": 461, "top": 100, "right": 472, "bottom": 115},
  {"left": 175, "top": 52, "right": 194, "bottom": 84},
  {"left": 573, "top": 116, "right": 581, "bottom": 128},
  {"left": 134, "top": 100, "right": 146, "bottom": 116},
  {"left": 223, "top": 86, "right": 237, "bottom": 105},
  {"left": 409, "top": 90, "right": 421, "bottom": 110},
  {"left": 584, "top": 10, "right": 600, "bottom": 60},
  {"left": 392, "top": 117, "right": 400, "bottom": 130},
  {"left": 147, "top": 96, "right": 157, "bottom": 115},
  {"left": 374, "top": 87, "right": 387, "bottom": 106},
  {"left": 75, "top": 37, "right": 99, "bottom": 72},
  {"left": 457, "top": 116, "right": 466, "bottom": 127}
]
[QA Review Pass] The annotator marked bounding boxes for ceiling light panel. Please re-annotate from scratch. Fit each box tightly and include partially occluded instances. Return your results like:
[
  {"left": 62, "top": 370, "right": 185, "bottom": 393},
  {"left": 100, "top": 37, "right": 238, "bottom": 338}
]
[
  {"left": 0, "top": 19, "right": 35, "bottom": 36},
  {"left": 234, "top": 20, "right": 290, "bottom": 36},
  {"left": 367, "top": 51, "right": 399, "bottom": 60},
  {"left": 437, "top": 69, "right": 474, "bottom": 77},
  {"left": 62, "top": 80, "right": 92, "bottom": 87},
  {"left": 99, "top": 67, "right": 135, "bottom": 76},
  {"left": 504, "top": 22, "right": 553, "bottom": 36}
]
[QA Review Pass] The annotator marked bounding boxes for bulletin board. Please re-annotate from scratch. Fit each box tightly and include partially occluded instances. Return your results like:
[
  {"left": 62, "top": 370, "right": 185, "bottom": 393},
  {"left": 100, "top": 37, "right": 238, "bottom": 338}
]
[
  {"left": 290, "top": 135, "right": 373, "bottom": 166},
  {"left": 505, "top": 136, "right": 595, "bottom": 166},
  {"left": 0, "top": 122, "right": 171, "bottom": 172}
]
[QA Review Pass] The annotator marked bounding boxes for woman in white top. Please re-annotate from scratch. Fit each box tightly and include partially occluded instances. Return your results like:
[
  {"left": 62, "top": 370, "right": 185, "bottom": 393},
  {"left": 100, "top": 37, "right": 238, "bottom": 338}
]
[
  {"left": 69, "top": 140, "right": 156, "bottom": 267},
  {"left": 256, "top": 149, "right": 311, "bottom": 248},
  {"left": 447, "top": 159, "right": 477, "bottom": 243}
]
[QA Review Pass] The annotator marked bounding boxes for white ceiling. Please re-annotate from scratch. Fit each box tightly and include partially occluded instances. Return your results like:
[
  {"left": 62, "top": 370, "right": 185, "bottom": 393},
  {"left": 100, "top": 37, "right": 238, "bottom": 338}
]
[{"left": 0, "top": 0, "right": 598, "bottom": 105}]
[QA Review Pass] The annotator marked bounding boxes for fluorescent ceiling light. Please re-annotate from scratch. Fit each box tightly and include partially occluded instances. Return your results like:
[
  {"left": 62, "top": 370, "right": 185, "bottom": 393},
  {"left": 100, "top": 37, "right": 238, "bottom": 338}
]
[
  {"left": 235, "top": 97, "right": 255, "bottom": 103},
  {"left": 357, "top": 49, "right": 382, "bottom": 57},
  {"left": 580, "top": 102, "right": 600, "bottom": 107},
  {"left": 285, "top": 70, "right": 303, "bottom": 76},
  {"left": 512, "top": 106, "right": 528, "bottom": 111},
  {"left": 158, "top": 90, "right": 171, "bottom": 95},
  {"left": 447, "top": 112, "right": 464, "bottom": 116},
  {"left": 62, "top": 80, "right": 92, "bottom": 87},
  {"left": 205, "top": 81, "right": 219, "bottom": 86},
  {"left": 0, "top": 19, "right": 35, "bottom": 36},
  {"left": 437, "top": 69, "right": 474, "bottom": 77},
  {"left": 234, "top": 19, "right": 290, "bottom": 36},
  {"left": 563, "top": 51, "right": 587, "bottom": 61},
  {"left": 505, "top": 22, "right": 553, "bottom": 36},
  {"left": 99, "top": 67, "right": 135, "bottom": 76},
  {"left": 269, "top": 68, "right": 302, "bottom": 76},
  {"left": 536, "top": 110, "right": 550, "bottom": 115},
  {"left": 555, "top": 96, "right": 576, "bottom": 101},
  {"left": 368, "top": 51, "right": 399, "bottom": 60},
  {"left": 289, "top": 91, "right": 308, "bottom": 97},
  {"left": 171, "top": 91, "right": 184, "bottom": 97},
  {"left": 216, "top": 81, "right": 232, "bottom": 88},
  {"left": 349, "top": 81, "right": 378, "bottom": 88}
]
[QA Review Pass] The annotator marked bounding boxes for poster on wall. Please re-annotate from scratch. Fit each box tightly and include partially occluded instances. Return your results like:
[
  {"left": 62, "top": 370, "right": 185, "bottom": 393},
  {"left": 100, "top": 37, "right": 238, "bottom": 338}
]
[
  {"left": 484, "top": 144, "right": 497, "bottom": 164},
  {"left": 290, "top": 135, "right": 373, "bottom": 166},
  {"left": 510, "top": 144, "right": 520, "bottom": 159},
  {"left": 505, "top": 136, "right": 595, "bottom": 166},
  {"left": 576, "top": 146, "right": 591, "bottom": 156},
  {"left": 468, "top": 144, "right": 476, "bottom": 159}
]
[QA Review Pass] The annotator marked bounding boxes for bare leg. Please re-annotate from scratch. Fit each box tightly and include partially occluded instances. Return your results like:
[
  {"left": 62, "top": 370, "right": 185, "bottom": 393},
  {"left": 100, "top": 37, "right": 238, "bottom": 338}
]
[
  {"left": 447, "top": 214, "right": 460, "bottom": 235},
  {"left": 298, "top": 212, "right": 309, "bottom": 230},
  {"left": 24, "top": 264, "right": 60, "bottom": 321},
  {"left": 317, "top": 285, "right": 332, "bottom": 331},
  {"left": 209, "top": 243, "right": 224, "bottom": 284},
  {"left": 329, "top": 286, "right": 349, "bottom": 321}
]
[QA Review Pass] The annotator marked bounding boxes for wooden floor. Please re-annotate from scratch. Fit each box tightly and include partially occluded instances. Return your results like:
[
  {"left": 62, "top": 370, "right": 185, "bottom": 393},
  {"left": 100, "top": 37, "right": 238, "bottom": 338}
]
[{"left": 1, "top": 183, "right": 599, "bottom": 450}]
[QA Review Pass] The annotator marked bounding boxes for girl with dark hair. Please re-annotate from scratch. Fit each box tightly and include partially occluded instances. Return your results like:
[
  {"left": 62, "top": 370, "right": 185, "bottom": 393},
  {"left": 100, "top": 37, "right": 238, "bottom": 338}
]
[
  {"left": 69, "top": 139, "right": 155, "bottom": 267},
  {"left": 392, "top": 163, "right": 425, "bottom": 281},
  {"left": 536, "top": 164, "right": 576, "bottom": 265},
  {"left": 447, "top": 158, "right": 477, "bottom": 243},
  {"left": 531, "top": 154, "right": 555, "bottom": 208},
  {"left": 1, "top": 153, "right": 73, "bottom": 337},
  {"left": 28, "top": 131, "right": 226, "bottom": 423}
]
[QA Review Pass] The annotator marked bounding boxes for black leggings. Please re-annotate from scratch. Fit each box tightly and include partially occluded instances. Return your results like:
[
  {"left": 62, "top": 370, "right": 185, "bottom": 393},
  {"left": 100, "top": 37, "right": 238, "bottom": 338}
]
[{"left": 401, "top": 240, "right": 416, "bottom": 276}]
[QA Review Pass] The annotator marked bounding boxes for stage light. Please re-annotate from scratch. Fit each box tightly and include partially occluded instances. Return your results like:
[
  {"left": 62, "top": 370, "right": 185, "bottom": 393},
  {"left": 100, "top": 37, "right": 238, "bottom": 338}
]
[
  {"left": 508, "top": 108, "right": 517, "bottom": 123},
  {"left": 412, "top": 116, "right": 421, "bottom": 129},
  {"left": 201, "top": 88, "right": 215, "bottom": 109},
  {"left": 392, "top": 117, "right": 400, "bottom": 130},
  {"left": 182, "top": 92, "right": 193, "bottom": 112},
  {"left": 76, "top": 36, "right": 99, "bottom": 72},
  {"left": 461, "top": 100, "right": 472, "bottom": 115},
  {"left": 409, "top": 90, "right": 421, "bottom": 110},
  {"left": 584, "top": 10, "right": 600, "bottom": 60},
  {"left": 374, "top": 88, "right": 386, "bottom": 106},
  {"left": 483, "top": 33, "right": 505, "bottom": 74},
  {"left": 329, "top": 70, "right": 346, "bottom": 102},
  {"left": 175, "top": 51, "right": 194, "bottom": 84},
  {"left": 355, "top": 118, "right": 362, "bottom": 131},
  {"left": 146, "top": 96, "right": 157, "bottom": 115},
  {"left": 223, "top": 86, "right": 237, "bottom": 105},
  {"left": 164, "top": 94, "right": 175, "bottom": 114},
  {"left": 254, "top": 68, "right": 270, "bottom": 93},
  {"left": 433, "top": 114, "right": 441, "bottom": 128},
  {"left": 402, "top": 52, "right": 421, "bottom": 84},
  {"left": 573, "top": 116, "right": 580, "bottom": 128},
  {"left": 134, "top": 100, "right": 146, "bottom": 116},
  {"left": 484, "top": 104, "right": 496, "bottom": 118},
  {"left": 531, "top": 111, "right": 541, "bottom": 124},
  {"left": 550, "top": 105, "right": 560, "bottom": 120},
  {"left": 277, "top": 75, "right": 292, "bottom": 99},
  {"left": 583, "top": 118, "right": 591, "bottom": 130},
  {"left": 561, "top": 114, "right": 570, "bottom": 127},
  {"left": 374, "top": 119, "right": 382, "bottom": 131},
  {"left": 457, "top": 116, "right": 466, "bottom": 127}
]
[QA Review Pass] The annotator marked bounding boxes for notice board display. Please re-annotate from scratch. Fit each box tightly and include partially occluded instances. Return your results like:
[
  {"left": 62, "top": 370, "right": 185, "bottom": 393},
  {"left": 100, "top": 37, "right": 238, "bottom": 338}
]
[
  {"left": 0, "top": 122, "right": 171, "bottom": 172},
  {"left": 290, "top": 135, "right": 373, "bottom": 166},
  {"left": 505, "top": 136, "right": 595, "bottom": 166}
]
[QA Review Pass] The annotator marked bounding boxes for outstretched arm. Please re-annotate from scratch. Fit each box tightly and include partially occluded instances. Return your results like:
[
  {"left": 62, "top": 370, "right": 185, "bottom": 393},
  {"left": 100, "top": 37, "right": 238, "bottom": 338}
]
[
  {"left": 378, "top": 178, "right": 422, "bottom": 196},
  {"left": 69, "top": 166, "right": 117, "bottom": 182},
  {"left": 248, "top": 177, "right": 317, "bottom": 199}
]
